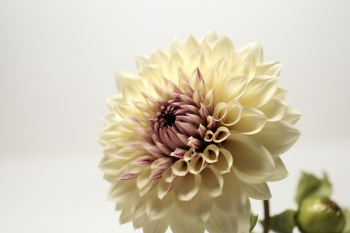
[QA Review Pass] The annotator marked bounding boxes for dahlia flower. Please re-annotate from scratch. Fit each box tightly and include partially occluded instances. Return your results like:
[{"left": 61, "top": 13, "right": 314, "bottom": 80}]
[{"left": 96, "top": 31, "right": 301, "bottom": 233}]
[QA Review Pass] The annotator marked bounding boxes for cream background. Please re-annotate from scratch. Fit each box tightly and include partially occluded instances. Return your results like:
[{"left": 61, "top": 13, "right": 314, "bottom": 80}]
[{"left": 1, "top": 0, "right": 350, "bottom": 232}]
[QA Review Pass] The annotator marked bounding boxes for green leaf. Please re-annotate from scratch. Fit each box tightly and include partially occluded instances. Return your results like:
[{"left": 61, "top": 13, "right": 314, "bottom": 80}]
[
  {"left": 250, "top": 213, "right": 258, "bottom": 232},
  {"left": 343, "top": 208, "right": 350, "bottom": 233},
  {"left": 295, "top": 172, "right": 332, "bottom": 205},
  {"left": 260, "top": 210, "right": 297, "bottom": 233}
]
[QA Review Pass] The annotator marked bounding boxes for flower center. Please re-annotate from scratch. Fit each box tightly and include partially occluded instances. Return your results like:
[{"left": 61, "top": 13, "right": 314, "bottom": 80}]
[{"left": 162, "top": 113, "right": 176, "bottom": 127}]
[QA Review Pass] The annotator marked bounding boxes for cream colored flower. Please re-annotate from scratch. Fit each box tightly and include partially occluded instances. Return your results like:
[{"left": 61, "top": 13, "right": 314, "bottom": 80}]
[{"left": 96, "top": 31, "right": 301, "bottom": 233}]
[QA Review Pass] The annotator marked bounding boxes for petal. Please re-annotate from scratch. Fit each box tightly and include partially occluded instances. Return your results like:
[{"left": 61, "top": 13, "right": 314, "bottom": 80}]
[
  {"left": 189, "top": 154, "right": 207, "bottom": 174},
  {"left": 204, "top": 30, "right": 219, "bottom": 45},
  {"left": 240, "top": 75, "right": 280, "bottom": 108},
  {"left": 132, "top": 215, "right": 143, "bottom": 229},
  {"left": 213, "top": 102, "right": 228, "bottom": 121},
  {"left": 220, "top": 76, "right": 249, "bottom": 103},
  {"left": 169, "top": 206, "right": 205, "bottom": 233},
  {"left": 146, "top": 189, "right": 174, "bottom": 220},
  {"left": 137, "top": 167, "right": 152, "bottom": 189},
  {"left": 185, "top": 49, "right": 206, "bottom": 75},
  {"left": 108, "top": 179, "right": 137, "bottom": 203},
  {"left": 274, "top": 88, "right": 287, "bottom": 100},
  {"left": 201, "top": 166, "right": 224, "bottom": 198},
  {"left": 157, "top": 176, "right": 173, "bottom": 199},
  {"left": 257, "top": 97, "right": 288, "bottom": 121},
  {"left": 135, "top": 54, "right": 149, "bottom": 70},
  {"left": 281, "top": 106, "right": 302, "bottom": 125},
  {"left": 148, "top": 48, "right": 169, "bottom": 70},
  {"left": 246, "top": 182, "right": 272, "bottom": 200},
  {"left": 237, "top": 200, "right": 251, "bottom": 233},
  {"left": 249, "top": 120, "right": 301, "bottom": 157},
  {"left": 266, "top": 156, "right": 289, "bottom": 182},
  {"left": 213, "top": 126, "right": 231, "bottom": 143},
  {"left": 98, "top": 156, "right": 128, "bottom": 175},
  {"left": 204, "top": 207, "right": 238, "bottom": 233},
  {"left": 202, "top": 144, "right": 220, "bottom": 163},
  {"left": 119, "top": 205, "right": 133, "bottom": 225},
  {"left": 229, "top": 107, "right": 267, "bottom": 135},
  {"left": 212, "top": 148, "right": 233, "bottom": 174},
  {"left": 173, "top": 173, "right": 202, "bottom": 201},
  {"left": 175, "top": 190, "right": 212, "bottom": 224},
  {"left": 142, "top": 214, "right": 169, "bottom": 233},
  {"left": 179, "top": 34, "right": 200, "bottom": 59},
  {"left": 213, "top": 35, "right": 234, "bottom": 64},
  {"left": 131, "top": 192, "right": 150, "bottom": 218},
  {"left": 172, "top": 159, "right": 189, "bottom": 176},
  {"left": 221, "top": 133, "right": 275, "bottom": 183},
  {"left": 255, "top": 61, "right": 282, "bottom": 77},
  {"left": 213, "top": 171, "right": 248, "bottom": 215},
  {"left": 220, "top": 100, "right": 243, "bottom": 126}
]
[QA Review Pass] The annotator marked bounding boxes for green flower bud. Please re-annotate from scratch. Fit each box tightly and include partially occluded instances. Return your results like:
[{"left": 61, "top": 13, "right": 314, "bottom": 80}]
[{"left": 296, "top": 197, "right": 345, "bottom": 233}]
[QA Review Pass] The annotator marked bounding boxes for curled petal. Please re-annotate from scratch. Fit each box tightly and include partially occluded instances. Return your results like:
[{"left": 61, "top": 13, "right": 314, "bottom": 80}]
[
  {"left": 189, "top": 154, "right": 208, "bottom": 174},
  {"left": 213, "top": 102, "right": 228, "bottom": 121},
  {"left": 229, "top": 107, "right": 267, "bottom": 135},
  {"left": 212, "top": 148, "right": 233, "bottom": 174},
  {"left": 202, "top": 144, "right": 220, "bottom": 163},
  {"left": 220, "top": 100, "right": 243, "bottom": 126},
  {"left": 171, "top": 159, "right": 189, "bottom": 176},
  {"left": 213, "top": 126, "right": 231, "bottom": 143},
  {"left": 183, "top": 148, "right": 196, "bottom": 161},
  {"left": 204, "top": 130, "right": 214, "bottom": 142}
]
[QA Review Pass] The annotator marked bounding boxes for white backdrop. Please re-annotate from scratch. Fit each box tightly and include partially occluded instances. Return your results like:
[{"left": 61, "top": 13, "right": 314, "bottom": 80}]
[{"left": 1, "top": 0, "right": 350, "bottom": 232}]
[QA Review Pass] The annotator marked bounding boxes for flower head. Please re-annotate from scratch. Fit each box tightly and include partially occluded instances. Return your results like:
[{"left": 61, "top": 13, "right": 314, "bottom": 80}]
[{"left": 96, "top": 31, "right": 301, "bottom": 233}]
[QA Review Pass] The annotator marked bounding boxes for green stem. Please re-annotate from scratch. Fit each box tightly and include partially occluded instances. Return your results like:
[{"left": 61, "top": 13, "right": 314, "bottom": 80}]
[{"left": 263, "top": 200, "right": 270, "bottom": 233}]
